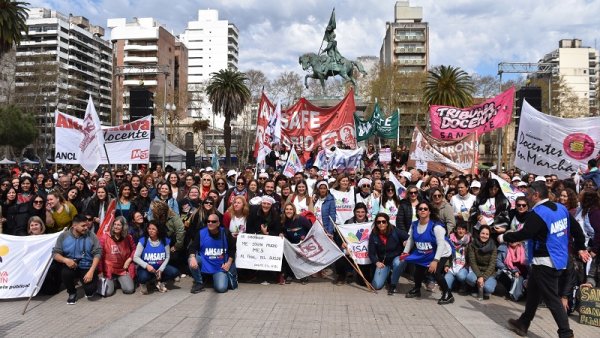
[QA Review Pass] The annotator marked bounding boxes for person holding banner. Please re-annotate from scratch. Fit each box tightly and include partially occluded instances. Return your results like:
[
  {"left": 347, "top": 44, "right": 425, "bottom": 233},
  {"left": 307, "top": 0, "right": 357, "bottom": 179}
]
[
  {"left": 334, "top": 203, "right": 372, "bottom": 286},
  {"left": 188, "top": 213, "right": 237, "bottom": 293},
  {"left": 52, "top": 214, "right": 102, "bottom": 304},
  {"left": 281, "top": 203, "right": 312, "bottom": 284},
  {"left": 368, "top": 212, "right": 409, "bottom": 294},
  {"left": 402, "top": 201, "right": 454, "bottom": 305},
  {"left": 27, "top": 215, "right": 62, "bottom": 295},
  {"left": 246, "top": 195, "right": 282, "bottom": 284},
  {"left": 84, "top": 187, "right": 114, "bottom": 233}
]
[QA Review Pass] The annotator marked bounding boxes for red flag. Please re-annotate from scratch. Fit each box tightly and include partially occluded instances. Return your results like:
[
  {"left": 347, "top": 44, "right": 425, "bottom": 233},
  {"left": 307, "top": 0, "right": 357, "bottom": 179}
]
[{"left": 96, "top": 199, "right": 116, "bottom": 239}]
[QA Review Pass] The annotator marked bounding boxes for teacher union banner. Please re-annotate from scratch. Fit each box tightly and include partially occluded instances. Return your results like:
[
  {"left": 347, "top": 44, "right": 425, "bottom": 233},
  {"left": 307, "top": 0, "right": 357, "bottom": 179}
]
[
  {"left": 429, "top": 87, "right": 515, "bottom": 140},
  {"left": 515, "top": 100, "right": 600, "bottom": 178}
]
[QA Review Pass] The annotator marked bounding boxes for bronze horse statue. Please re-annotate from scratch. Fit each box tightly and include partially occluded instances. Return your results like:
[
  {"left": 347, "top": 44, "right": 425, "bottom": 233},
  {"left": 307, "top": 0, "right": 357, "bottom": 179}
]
[{"left": 299, "top": 52, "right": 367, "bottom": 93}]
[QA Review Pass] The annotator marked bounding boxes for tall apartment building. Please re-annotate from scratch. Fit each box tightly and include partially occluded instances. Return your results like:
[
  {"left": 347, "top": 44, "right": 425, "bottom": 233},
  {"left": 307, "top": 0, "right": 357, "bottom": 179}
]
[
  {"left": 14, "top": 7, "right": 112, "bottom": 151},
  {"left": 179, "top": 9, "right": 239, "bottom": 119},
  {"left": 537, "top": 39, "right": 599, "bottom": 116},
  {"left": 107, "top": 17, "right": 188, "bottom": 124},
  {"left": 380, "top": 1, "right": 429, "bottom": 72}
]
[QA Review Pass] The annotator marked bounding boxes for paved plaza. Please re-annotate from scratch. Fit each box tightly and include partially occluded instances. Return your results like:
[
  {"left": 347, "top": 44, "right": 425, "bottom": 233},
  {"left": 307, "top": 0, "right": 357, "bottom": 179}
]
[{"left": 0, "top": 276, "right": 597, "bottom": 337}]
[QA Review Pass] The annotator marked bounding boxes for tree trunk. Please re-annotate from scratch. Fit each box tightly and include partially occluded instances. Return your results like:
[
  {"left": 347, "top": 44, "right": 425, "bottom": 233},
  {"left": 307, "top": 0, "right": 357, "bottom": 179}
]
[{"left": 224, "top": 115, "right": 232, "bottom": 167}]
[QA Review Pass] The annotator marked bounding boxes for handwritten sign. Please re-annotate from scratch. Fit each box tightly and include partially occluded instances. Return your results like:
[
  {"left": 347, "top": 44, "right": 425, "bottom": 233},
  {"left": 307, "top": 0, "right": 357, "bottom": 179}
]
[
  {"left": 235, "top": 233, "right": 284, "bottom": 271},
  {"left": 580, "top": 286, "right": 600, "bottom": 327},
  {"left": 379, "top": 148, "right": 391, "bottom": 163}
]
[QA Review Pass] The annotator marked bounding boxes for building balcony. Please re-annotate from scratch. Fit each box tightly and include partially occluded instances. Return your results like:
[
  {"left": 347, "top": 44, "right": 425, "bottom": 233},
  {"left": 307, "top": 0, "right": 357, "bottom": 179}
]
[
  {"left": 396, "top": 59, "right": 426, "bottom": 66},
  {"left": 123, "top": 56, "right": 158, "bottom": 64},
  {"left": 394, "top": 35, "right": 425, "bottom": 42},
  {"left": 123, "top": 79, "right": 157, "bottom": 86},
  {"left": 394, "top": 47, "right": 425, "bottom": 54},
  {"left": 124, "top": 44, "right": 158, "bottom": 52}
]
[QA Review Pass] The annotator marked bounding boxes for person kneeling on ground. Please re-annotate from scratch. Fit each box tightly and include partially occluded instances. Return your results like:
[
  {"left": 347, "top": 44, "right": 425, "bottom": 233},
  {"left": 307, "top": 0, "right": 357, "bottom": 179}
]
[
  {"left": 133, "top": 221, "right": 180, "bottom": 294},
  {"left": 98, "top": 216, "right": 136, "bottom": 296},
  {"left": 52, "top": 214, "right": 101, "bottom": 305},
  {"left": 188, "top": 213, "right": 237, "bottom": 293}
]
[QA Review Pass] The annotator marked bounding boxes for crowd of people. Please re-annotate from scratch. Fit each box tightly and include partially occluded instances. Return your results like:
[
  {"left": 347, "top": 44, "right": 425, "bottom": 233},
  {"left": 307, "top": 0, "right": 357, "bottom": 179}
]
[{"left": 1, "top": 151, "right": 599, "bottom": 336}]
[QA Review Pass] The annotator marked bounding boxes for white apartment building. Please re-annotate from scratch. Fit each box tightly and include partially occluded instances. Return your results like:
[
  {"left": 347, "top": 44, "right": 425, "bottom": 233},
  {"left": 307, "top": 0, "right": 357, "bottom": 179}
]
[
  {"left": 538, "top": 39, "right": 599, "bottom": 116},
  {"left": 380, "top": 1, "right": 429, "bottom": 72},
  {"left": 14, "top": 7, "right": 112, "bottom": 154},
  {"left": 180, "top": 9, "right": 239, "bottom": 120}
]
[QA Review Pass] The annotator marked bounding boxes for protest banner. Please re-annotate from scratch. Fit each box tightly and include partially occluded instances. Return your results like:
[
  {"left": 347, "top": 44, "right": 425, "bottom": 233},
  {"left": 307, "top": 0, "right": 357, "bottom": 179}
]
[
  {"left": 354, "top": 104, "right": 399, "bottom": 141},
  {"left": 0, "top": 232, "right": 61, "bottom": 299},
  {"left": 388, "top": 171, "right": 407, "bottom": 199},
  {"left": 254, "top": 89, "right": 357, "bottom": 157},
  {"left": 407, "top": 126, "right": 478, "bottom": 175},
  {"left": 579, "top": 286, "right": 600, "bottom": 327},
  {"left": 283, "top": 222, "right": 344, "bottom": 279},
  {"left": 282, "top": 147, "right": 303, "bottom": 178},
  {"left": 490, "top": 172, "right": 524, "bottom": 209},
  {"left": 314, "top": 147, "right": 364, "bottom": 172},
  {"left": 515, "top": 100, "right": 600, "bottom": 178},
  {"left": 79, "top": 96, "right": 104, "bottom": 173},
  {"left": 235, "top": 233, "right": 284, "bottom": 271},
  {"left": 379, "top": 148, "right": 391, "bottom": 163},
  {"left": 430, "top": 87, "right": 514, "bottom": 140},
  {"left": 330, "top": 187, "right": 355, "bottom": 224},
  {"left": 336, "top": 222, "right": 372, "bottom": 265},
  {"left": 55, "top": 113, "right": 151, "bottom": 165}
]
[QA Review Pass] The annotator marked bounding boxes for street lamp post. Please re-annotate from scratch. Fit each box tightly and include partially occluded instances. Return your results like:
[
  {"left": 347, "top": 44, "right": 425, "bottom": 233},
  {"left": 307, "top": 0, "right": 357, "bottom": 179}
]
[
  {"left": 163, "top": 103, "right": 175, "bottom": 169},
  {"left": 43, "top": 96, "right": 49, "bottom": 167}
]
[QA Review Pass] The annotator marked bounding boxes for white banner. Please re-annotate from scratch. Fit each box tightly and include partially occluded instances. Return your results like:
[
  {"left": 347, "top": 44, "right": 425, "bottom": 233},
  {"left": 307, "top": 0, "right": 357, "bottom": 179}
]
[
  {"left": 79, "top": 96, "right": 104, "bottom": 173},
  {"left": 490, "top": 172, "right": 524, "bottom": 209},
  {"left": 55, "top": 112, "right": 152, "bottom": 165},
  {"left": 336, "top": 222, "right": 373, "bottom": 265},
  {"left": 515, "top": 100, "right": 600, "bottom": 178},
  {"left": 235, "top": 233, "right": 284, "bottom": 271},
  {"left": 330, "top": 187, "right": 355, "bottom": 224},
  {"left": 0, "top": 232, "right": 61, "bottom": 299},
  {"left": 314, "top": 147, "right": 364, "bottom": 172},
  {"left": 379, "top": 148, "right": 391, "bottom": 163},
  {"left": 283, "top": 222, "right": 344, "bottom": 279}
]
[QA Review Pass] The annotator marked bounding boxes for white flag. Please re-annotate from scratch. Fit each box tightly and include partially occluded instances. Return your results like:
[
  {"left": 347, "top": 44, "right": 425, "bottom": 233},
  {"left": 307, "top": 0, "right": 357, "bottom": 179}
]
[
  {"left": 0, "top": 232, "right": 61, "bottom": 299},
  {"left": 283, "top": 221, "right": 344, "bottom": 279},
  {"left": 336, "top": 222, "right": 373, "bottom": 264},
  {"left": 282, "top": 147, "right": 303, "bottom": 178},
  {"left": 388, "top": 171, "right": 407, "bottom": 199},
  {"left": 269, "top": 101, "right": 282, "bottom": 145},
  {"left": 314, "top": 147, "right": 364, "bottom": 172},
  {"left": 490, "top": 172, "right": 524, "bottom": 209},
  {"left": 79, "top": 96, "right": 104, "bottom": 173}
]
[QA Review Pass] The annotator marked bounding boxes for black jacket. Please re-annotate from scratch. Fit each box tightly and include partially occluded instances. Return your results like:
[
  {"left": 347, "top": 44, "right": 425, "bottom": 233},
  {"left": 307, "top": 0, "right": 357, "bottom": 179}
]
[
  {"left": 246, "top": 205, "right": 281, "bottom": 236},
  {"left": 368, "top": 226, "right": 409, "bottom": 266}
]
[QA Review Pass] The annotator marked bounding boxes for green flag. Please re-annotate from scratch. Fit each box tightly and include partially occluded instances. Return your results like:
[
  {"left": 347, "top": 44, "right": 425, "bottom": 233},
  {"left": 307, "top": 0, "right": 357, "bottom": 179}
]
[
  {"left": 377, "top": 109, "right": 399, "bottom": 139},
  {"left": 354, "top": 103, "right": 380, "bottom": 141}
]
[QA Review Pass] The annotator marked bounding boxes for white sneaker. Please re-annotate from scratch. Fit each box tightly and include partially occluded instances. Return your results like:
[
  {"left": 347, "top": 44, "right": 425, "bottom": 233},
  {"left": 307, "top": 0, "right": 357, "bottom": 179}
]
[
  {"left": 260, "top": 281, "right": 270, "bottom": 286},
  {"left": 156, "top": 282, "right": 167, "bottom": 293}
]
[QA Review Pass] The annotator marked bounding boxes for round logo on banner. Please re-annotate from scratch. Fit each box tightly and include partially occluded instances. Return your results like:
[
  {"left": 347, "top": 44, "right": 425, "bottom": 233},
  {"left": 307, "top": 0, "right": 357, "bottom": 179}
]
[{"left": 563, "top": 133, "right": 595, "bottom": 160}]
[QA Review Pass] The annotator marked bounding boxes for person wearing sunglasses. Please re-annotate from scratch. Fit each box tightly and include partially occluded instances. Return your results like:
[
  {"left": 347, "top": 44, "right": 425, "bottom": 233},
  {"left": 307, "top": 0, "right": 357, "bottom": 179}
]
[
  {"left": 401, "top": 201, "right": 454, "bottom": 305},
  {"left": 428, "top": 187, "right": 455, "bottom": 235},
  {"left": 397, "top": 185, "right": 422, "bottom": 232},
  {"left": 450, "top": 179, "right": 476, "bottom": 231},
  {"left": 378, "top": 181, "right": 401, "bottom": 227},
  {"left": 355, "top": 178, "right": 375, "bottom": 217},
  {"left": 368, "top": 213, "right": 409, "bottom": 294},
  {"left": 224, "top": 176, "right": 249, "bottom": 210},
  {"left": 188, "top": 213, "right": 238, "bottom": 293}
]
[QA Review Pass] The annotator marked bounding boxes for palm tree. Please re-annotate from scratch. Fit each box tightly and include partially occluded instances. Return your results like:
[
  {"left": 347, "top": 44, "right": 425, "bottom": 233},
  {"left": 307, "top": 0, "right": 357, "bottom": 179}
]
[
  {"left": 206, "top": 69, "right": 251, "bottom": 166},
  {"left": 423, "top": 65, "right": 475, "bottom": 107},
  {"left": 0, "top": 0, "right": 30, "bottom": 56}
]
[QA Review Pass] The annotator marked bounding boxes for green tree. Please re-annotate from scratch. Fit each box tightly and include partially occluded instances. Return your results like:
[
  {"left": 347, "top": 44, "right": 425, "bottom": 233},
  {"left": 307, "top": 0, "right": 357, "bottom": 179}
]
[
  {"left": 0, "top": 105, "right": 37, "bottom": 157},
  {"left": 0, "top": 0, "right": 29, "bottom": 56},
  {"left": 424, "top": 65, "right": 475, "bottom": 107},
  {"left": 206, "top": 69, "right": 251, "bottom": 166}
]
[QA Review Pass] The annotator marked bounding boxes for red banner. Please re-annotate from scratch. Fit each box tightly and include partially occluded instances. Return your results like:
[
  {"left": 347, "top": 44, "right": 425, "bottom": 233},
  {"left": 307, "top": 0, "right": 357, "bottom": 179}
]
[
  {"left": 429, "top": 87, "right": 515, "bottom": 140},
  {"left": 253, "top": 89, "right": 357, "bottom": 157},
  {"left": 96, "top": 199, "right": 116, "bottom": 239}
]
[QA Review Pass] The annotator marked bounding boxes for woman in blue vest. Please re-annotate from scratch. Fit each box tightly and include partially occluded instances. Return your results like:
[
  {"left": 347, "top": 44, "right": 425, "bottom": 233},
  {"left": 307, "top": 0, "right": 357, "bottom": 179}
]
[
  {"left": 401, "top": 201, "right": 454, "bottom": 305},
  {"left": 133, "top": 221, "right": 180, "bottom": 294},
  {"left": 188, "top": 212, "right": 237, "bottom": 293}
]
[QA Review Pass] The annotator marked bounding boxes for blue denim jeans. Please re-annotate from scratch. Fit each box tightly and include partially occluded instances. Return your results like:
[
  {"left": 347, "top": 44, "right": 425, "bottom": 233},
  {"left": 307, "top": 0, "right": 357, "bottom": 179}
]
[
  {"left": 444, "top": 267, "right": 468, "bottom": 289},
  {"left": 189, "top": 254, "right": 237, "bottom": 293},
  {"left": 466, "top": 269, "right": 497, "bottom": 295},
  {"left": 136, "top": 265, "right": 180, "bottom": 284},
  {"left": 371, "top": 256, "right": 407, "bottom": 290}
]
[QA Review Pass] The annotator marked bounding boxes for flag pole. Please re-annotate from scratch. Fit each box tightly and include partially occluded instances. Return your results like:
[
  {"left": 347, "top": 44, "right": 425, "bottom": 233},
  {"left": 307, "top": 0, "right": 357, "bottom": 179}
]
[
  {"left": 396, "top": 108, "right": 400, "bottom": 147},
  {"left": 330, "top": 217, "right": 376, "bottom": 293},
  {"left": 22, "top": 247, "right": 56, "bottom": 315}
]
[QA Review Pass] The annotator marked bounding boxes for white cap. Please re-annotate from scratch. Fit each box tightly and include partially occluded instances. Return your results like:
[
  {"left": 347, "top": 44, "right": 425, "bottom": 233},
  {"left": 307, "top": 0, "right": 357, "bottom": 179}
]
[
  {"left": 400, "top": 171, "right": 412, "bottom": 181},
  {"left": 259, "top": 172, "right": 269, "bottom": 179},
  {"left": 227, "top": 169, "right": 236, "bottom": 177},
  {"left": 261, "top": 195, "right": 276, "bottom": 205},
  {"left": 187, "top": 169, "right": 192, "bottom": 173},
  {"left": 249, "top": 196, "right": 262, "bottom": 205},
  {"left": 205, "top": 167, "right": 214, "bottom": 172},
  {"left": 328, "top": 177, "right": 336, "bottom": 184},
  {"left": 357, "top": 178, "right": 372, "bottom": 187},
  {"left": 518, "top": 181, "right": 528, "bottom": 187},
  {"left": 316, "top": 180, "right": 329, "bottom": 189},
  {"left": 470, "top": 180, "right": 481, "bottom": 188},
  {"left": 535, "top": 175, "right": 546, "bottom": 182},
  {"left": 511, "top": 176, "right": 521, "bottom": 182}
]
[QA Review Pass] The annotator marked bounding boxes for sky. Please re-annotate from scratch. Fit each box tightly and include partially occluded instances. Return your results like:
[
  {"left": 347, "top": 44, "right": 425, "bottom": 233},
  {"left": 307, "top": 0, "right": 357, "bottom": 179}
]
[{"left": 28, "top": 0, "right": 600, "bottom": 80}]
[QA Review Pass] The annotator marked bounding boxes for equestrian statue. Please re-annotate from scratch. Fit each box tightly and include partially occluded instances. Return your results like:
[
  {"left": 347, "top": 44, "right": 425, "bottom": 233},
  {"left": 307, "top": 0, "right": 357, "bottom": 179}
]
[{"left": 298, "top": 9, "right": 367, "bottom": 93}]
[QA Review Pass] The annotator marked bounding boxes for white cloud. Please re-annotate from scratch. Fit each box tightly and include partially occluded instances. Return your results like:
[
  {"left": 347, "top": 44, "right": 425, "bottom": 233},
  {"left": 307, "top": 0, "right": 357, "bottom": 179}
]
[{"left": 29, "top": 0, "right": 600, "bottom": 78}]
